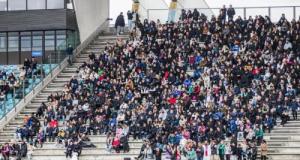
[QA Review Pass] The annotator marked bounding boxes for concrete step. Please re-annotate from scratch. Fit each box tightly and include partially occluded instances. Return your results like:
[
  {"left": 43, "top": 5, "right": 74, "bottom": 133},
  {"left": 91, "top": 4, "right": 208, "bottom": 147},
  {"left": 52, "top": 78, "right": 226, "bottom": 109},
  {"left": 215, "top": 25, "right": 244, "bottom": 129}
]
[
  {"left": 271, "top": 130, "right": 300, "bottom": 133},
  {"left": 21, "top": 109, "right": 39, "bottom": 114},
  {"left": 36, "top": 94, "right": 51, "bottom": 98},
  {"left": 42, "top": 88, "right": 64, "bottom": 93},
  {"left": 32, "top": 154, "right": 138, "bottom": 160},
  {"left": 74, "top": 58, "right": 89, "bottom": 62},
  {"left": 91, "top": 41, "right": 113, "bottom": 45},
  {"left": 33, "top": 96, "right": 48, "bottom": 100},
  {"left": 265, "top": 135, "right": 300, "bottom": 141},
  {"left": 87, "top": 45, "right": 106, "bottom": 49},
  {"left": 96, "top": 35, "right": 129, "bottom": 40},
  {"left": 52, "top": 78, "right": 70, "bottom": 83},
  {"left": 77, "top": 54, "right": 91, "bottom": 59},
  {"left": 23, "top": 105, "right": 41, "bottom": 110},
  {"left": 24, "top": 104, "right": 41, "bottom": 109},
  {"left": 73, "top": 62, "right": 84, "bottom": 67},
  {"left": 0, "top": 141, "right": 143, "bottom": 149},
  {"left": 63, "top": 67, "right": 78, "bottom": 71},
  {"left": 47, "top": 83, "right": 66, "bottom": 88},
  {"left": 31, "top": 99, "right": 49, "bottom": 103},
  {"left": 32, "top": 148, "right": 140, "bottom": 155},
  {"left": 266, "top": 132, "right": 300, "bottom": 136},
  {"left": 273, "top": 126, "right": 300, "bottom": 130},
  {"left": 85, "top": 50, "right": 104, "bottom": 53}
]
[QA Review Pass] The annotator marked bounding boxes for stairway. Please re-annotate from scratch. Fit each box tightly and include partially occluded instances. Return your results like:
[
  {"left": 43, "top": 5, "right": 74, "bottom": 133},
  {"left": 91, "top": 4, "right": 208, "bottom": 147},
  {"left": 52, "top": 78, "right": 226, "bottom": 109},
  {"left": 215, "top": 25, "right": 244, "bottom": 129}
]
[
  {"left": 260, "top": 114, "right": 300, "bottom": 160},
  {"left": 0, "top": 34, "right": 141, "bottom": 160}
]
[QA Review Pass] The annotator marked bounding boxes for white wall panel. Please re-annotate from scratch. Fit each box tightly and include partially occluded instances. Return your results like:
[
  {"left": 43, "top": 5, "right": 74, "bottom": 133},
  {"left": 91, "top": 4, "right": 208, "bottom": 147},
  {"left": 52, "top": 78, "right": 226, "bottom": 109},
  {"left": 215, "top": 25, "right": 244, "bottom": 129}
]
[{"left": 73, "top": 0, "right": 109, "bottom": 42}]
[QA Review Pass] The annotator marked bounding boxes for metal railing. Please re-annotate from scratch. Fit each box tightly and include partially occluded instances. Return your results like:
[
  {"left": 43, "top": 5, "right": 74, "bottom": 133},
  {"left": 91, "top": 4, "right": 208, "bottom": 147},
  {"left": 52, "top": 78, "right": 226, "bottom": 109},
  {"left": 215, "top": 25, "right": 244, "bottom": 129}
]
[{"left": 146, "top": 6, "right": 300, "bottom": 23}]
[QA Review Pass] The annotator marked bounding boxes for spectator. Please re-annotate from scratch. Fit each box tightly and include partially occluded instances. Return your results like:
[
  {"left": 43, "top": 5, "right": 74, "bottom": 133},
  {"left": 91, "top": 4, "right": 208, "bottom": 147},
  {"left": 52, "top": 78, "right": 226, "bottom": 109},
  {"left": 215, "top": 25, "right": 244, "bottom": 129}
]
[
  {"left": 220, "top": 5, "right": 227, "bottom": 23},
  {"left": 35, "top": 128, "right": 45, "bottom": 148},
  {"left": 168, "top": 0, "right": 177, "bottom": 22},
  {"left": 202, "top": 141, "right": 211, "bottom": 160},
  {"left": 27, "top": 142, "right": 35, "bottom": 160},
  {"left": 227, "top": 5, "right": 235, "bottom": 20},
  {"left": 112, "top": 136, "right": 121, "bottom": 153},
  {"left": 115, "top": 12, "right": 125, "bottom": 36},
  {"left": 67, "top": 44, "right": 74, "bottom": 65},
  {"left": 1, "top": 143, "right": 10, "bottom": 160},
  {"left": 20, "top": 141, "right": 28, "bottom": 159},
  {"left": 260, "top": 140, "right": 268, "bottom": 160},
  {"left": 142, "top": 143, "right": 154, "bottom": 160},
  {"left": 66, "top": 141, "right": 73, "bottom": 159},
  {"left": 225, "top": 143, "right": 231, "bottom": 160},
  {"left": 290, "top": 98, "right": 299, "bottom": 120},
  {"left": 218, "top": 140, "right": 225, "bottom": 160},
  {"left": 127, "top": 10, "right": 134, "bottom": 31}
]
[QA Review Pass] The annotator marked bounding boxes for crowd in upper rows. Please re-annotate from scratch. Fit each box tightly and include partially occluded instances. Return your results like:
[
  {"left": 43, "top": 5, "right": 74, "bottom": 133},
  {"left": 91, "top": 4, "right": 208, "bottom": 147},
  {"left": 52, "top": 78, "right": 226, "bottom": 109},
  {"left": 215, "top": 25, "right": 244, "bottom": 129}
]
[{"left": 4, "top": 5, "right": 300, "bottom": 160}]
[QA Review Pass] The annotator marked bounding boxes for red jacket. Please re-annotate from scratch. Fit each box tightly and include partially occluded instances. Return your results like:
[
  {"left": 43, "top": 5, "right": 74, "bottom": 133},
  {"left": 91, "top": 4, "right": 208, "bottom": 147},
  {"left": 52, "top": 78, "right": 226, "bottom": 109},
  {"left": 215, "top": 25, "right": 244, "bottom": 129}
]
[
  {"left": 112, "top": 138, "right": 120, "bottom": 147},
  {"left": 168, "top": 97, "right": 177, "bottom": 105},
  {"left": 49, "top": 120, "right": 58, "bottom": 128}
]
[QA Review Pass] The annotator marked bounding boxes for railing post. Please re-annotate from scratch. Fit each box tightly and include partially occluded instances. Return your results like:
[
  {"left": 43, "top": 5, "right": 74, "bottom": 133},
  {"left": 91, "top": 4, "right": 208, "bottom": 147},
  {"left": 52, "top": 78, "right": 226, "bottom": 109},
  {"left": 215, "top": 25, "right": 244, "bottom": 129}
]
[
  {"left": 4, "top": 95, "right": 6, "bottom": 116},
  {"left": 243, "top": 7, "right": 246, "bottom": 19},
  {"left": 41, "top": 59, "right": 44, "bottom": 86},
  {"left": 49, "top": 54, "right": 53, "bottom": 78},
  {"left": 268, "top": 7, "right": 271, "bottom": 18},
  {"left": 293, "top": 6, "right": 296, "bottom": 20},
  {"left": 22, "top": 79, "right": 25, "bottom": 101},
  {"left": 13, "top": 87, "right": 16, "bottom": 112},
  {"left": 147, "top": 9, "right": 149, "bottom": 20}
]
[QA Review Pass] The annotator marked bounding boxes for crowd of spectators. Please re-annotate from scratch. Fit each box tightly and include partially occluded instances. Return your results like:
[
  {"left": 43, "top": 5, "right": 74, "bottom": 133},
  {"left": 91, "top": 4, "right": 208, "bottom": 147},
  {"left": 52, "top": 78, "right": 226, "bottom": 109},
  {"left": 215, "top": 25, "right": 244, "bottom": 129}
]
[
  {"left": 0, "top": 140, "right": 34, "bottom": 160},
  {"left": 5, "top": 4, "right": 300, "bottom": 160},
  {"left": 0, "top": 57, "right": 41, "bottom": 105}
]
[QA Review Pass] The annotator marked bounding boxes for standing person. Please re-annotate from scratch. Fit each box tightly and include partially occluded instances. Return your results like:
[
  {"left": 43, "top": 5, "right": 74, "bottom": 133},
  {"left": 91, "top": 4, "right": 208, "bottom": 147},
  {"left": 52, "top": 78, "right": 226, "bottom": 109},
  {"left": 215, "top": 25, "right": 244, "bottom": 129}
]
[
  {"left": 218, "top": 141, "right": 225, "bottom": 160},
  {"left": 291, "top": 98, "right": 299, "bottom": 120},
  {"left": 260, "top": 140, "right": 268, "bottom": 160},
  {"left": 127, "top": 10, "right": 133, "bottom": 31},
  {"left": 66, "top": 44, "right": 74, "bottom": 65},
  {"left": 220, "top": 5, "right": 227, "bottom": 23},
  {"left": 132, "top": 11, "right": 139, "bottom": 30},
  {"left": 227, "top": 5, "right": 235, "bottom": 21},
  {"left": 225, "top": 143, "right": 231, "bottom": 160},
  {"left": 115, "top": 12, "right": 125, "bottom": 36},
  {"left": 168, "top": 0, "right": 177, "bottom": 23},
  {"left": 202, "top": 141, "right": 211, "bottom": 160},
  {"left": 132, "top": 0, "right": 140, "bottom": 13},
  {"left": 196, "top": 142, "right": 204, "bottom": 160},
  {"left": 143, "top": 143, "right": 154, "bottom": 160},
  {"left": 255, "top": 126, "right": 264, "bottom": 146},
  {"left": 211, "top": 141, "right": 219, "bottom": 160},
  {"left": 27, "top": 142, "right": 35, "bottom": 160},
  {"left": 154, "top": 146, "right": 162, "bottom": 160}
]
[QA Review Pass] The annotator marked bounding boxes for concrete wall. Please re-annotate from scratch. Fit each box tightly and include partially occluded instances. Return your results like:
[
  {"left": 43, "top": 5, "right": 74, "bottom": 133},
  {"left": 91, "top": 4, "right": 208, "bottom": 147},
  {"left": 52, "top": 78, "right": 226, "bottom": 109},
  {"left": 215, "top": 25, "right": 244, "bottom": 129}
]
[{"left": 73, "top": 0, "right": 109, "bottom": 42}]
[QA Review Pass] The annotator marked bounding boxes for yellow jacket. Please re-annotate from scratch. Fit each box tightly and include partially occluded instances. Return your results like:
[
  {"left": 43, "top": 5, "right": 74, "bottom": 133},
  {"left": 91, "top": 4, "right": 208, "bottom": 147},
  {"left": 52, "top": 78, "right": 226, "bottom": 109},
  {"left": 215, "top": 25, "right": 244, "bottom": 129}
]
[
  {"left": 132, "top": 2, "right": 139, "bottom": 12},
  {"left": 169, "top": 2, "right": 177, "bottom": 9}
]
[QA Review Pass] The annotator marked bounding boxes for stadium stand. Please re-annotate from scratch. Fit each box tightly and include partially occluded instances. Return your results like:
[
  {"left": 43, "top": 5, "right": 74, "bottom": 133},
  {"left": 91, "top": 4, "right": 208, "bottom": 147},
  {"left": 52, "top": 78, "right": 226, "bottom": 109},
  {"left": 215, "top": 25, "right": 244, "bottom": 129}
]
[{"left": 0, "top": 5, "right": 300, "bottom": 160}]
